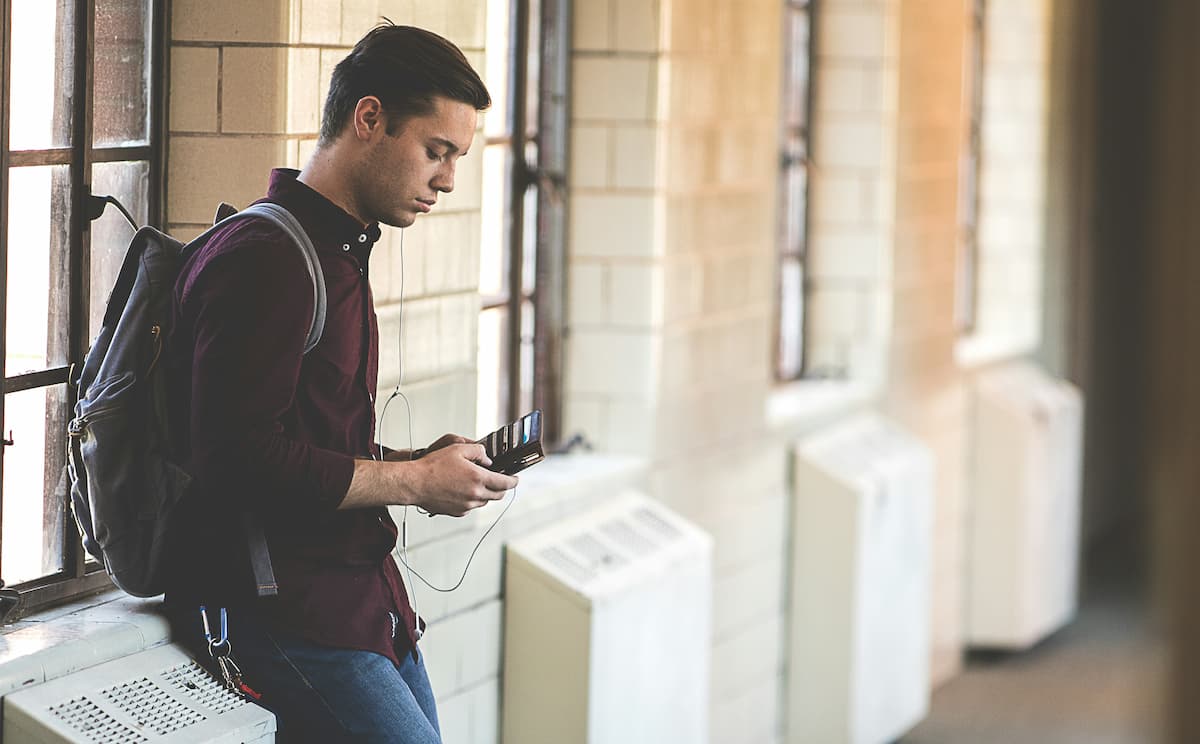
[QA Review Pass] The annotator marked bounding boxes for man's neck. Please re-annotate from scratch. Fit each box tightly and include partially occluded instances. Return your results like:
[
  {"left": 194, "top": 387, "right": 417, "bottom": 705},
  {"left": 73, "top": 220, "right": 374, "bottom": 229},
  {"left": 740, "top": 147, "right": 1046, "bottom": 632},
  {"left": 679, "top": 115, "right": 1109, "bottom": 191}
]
[{"left": 298, "top": 144, "right": 368, "bottom": 225}]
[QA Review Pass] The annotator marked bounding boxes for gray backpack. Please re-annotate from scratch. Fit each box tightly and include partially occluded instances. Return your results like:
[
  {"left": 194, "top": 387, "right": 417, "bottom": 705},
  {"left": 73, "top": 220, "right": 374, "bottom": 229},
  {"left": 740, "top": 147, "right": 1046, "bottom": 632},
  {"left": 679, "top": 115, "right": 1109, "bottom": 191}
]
[{"left": 66, "top": 202, "right": 325, "bottom": 598}]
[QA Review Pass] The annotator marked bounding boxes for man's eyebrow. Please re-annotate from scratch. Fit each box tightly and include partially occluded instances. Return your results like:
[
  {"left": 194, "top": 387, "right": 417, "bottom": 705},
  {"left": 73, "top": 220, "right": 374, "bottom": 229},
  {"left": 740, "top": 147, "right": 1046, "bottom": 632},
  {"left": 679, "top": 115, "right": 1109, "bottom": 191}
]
[{"left": 429, "top": 136, "right": 461, "bottom": 154}]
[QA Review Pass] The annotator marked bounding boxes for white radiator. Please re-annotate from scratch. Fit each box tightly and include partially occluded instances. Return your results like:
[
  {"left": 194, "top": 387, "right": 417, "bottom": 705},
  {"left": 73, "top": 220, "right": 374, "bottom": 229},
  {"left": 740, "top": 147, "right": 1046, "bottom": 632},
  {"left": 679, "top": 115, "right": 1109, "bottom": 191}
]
[
  {"left": 788, "top": 414, "right": 934, "bottom": 744},
  {"left": 501, "top": 491, "right": 713, "bottom": 744},
  {"left": 3, "top": 644, "right": 275, "bottom": 743},
  {"left": 966, "top": 361, "right": 1084, "bottom": 649}
]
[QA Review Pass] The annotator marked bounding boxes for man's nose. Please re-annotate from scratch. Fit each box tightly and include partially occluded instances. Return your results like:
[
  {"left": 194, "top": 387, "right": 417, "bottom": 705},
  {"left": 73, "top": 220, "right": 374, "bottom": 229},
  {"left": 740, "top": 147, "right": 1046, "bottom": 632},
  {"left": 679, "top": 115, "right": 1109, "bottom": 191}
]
[{"left": 432, "top": 162, "right": 455, "bottom": 193}]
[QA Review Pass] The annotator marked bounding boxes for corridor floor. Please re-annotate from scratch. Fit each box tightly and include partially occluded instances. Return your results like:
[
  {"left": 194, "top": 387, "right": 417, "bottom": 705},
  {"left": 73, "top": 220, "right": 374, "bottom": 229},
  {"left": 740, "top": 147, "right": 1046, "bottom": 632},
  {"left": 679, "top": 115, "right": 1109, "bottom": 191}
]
[{"left": 902, "top": 526, "right": 1162, "bottom": 744}]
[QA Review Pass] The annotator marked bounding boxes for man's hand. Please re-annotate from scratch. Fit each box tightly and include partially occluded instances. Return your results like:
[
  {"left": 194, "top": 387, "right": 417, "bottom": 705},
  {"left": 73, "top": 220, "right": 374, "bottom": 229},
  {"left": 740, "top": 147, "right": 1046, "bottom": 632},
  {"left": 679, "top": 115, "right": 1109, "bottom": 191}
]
[
  {"left": 341, "top": 441, "right": 517, "bottom": 513},
  {"left": 383, "top": 433, "right": 471, "bottom": 462},
  {"left": 411, "top": 443, "right": 517, "bottom": 517}
]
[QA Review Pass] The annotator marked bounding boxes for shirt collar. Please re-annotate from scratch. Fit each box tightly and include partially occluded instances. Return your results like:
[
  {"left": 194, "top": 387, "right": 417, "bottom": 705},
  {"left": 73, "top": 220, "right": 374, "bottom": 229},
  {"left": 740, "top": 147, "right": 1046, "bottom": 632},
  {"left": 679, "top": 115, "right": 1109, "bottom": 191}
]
[{"left": 263, "top": 168, "right": 383, "bottom": 257}]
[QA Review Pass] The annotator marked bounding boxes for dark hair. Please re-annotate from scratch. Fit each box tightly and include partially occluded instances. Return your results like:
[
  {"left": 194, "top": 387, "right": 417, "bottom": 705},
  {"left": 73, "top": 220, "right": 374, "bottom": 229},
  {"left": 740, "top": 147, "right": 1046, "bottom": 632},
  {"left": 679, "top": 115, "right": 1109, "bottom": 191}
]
[{"left": 319, "top": 22, "right": 491, "bottom": 144}]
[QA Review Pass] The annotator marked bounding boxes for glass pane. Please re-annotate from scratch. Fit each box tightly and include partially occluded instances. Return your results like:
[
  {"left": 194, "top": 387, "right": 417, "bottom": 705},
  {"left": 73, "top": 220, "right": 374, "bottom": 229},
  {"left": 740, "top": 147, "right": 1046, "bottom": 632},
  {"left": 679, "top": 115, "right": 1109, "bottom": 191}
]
[
  {"left": 10, "top": 0, "right": 76, "bottom": 150},
  {"left": 521, "top": 159, "right": 538, "bottom": 293},
  {"left": 89, "top": 161, "right": 150, "bottom": 342},
  {"left": 93, "top": 0, "right": 152, "bottom": 147},
  {"left": 783, "top": 162, "right": 808, "bottom": 257},
  {"left": 524, "top": 0, "right": 542, "bottom": 136},
  {"left": 519, "top": 299, "right": 534, "bottom": 415},
  {"left": 484, "top": 0, "right": 511, "bottom": 138},
  {"left": 1, "top": 384, "right": 68, "bottom": 585},
  {"left": 480, "top": 145, "right": 511, "bottom": 298},
  {"left": 5, "top": 166, "right": 72, "bottom": 376},
  {"left": 786, "top": 8, "right": 810, "bottom": 129},
  {"left": 476, "top": 307, "right": 508, "bottom": 436},
  {"left": 778, "top": 259, "right": 805, "bottom": 380}
]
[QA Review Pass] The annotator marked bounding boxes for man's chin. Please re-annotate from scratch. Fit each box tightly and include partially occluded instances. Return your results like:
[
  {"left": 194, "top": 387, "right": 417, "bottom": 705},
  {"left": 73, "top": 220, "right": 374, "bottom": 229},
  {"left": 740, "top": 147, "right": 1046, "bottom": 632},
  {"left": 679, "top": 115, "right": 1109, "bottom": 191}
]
[{"left": 383, "top": 212, "right": 418, "bottom": 229}]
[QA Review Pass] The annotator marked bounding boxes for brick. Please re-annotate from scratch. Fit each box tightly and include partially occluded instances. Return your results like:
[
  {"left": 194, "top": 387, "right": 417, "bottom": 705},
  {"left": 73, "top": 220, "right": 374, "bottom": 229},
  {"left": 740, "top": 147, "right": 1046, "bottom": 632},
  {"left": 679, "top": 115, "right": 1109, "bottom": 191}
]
[
  {"left": 608, "top": 262, "right": 663, "bottom": 327},
  {"left": 438, "top": 293, "right": 479, "bottom": 372},
  {"left": 412, "top": 0, "right": 448, "bottom": 38},
  {"left": 342, "top": 0, "right": 381, "bottom": 45},
  {"left": 444, "top": 0, "right": 487, "bottom": 50},
  {"left": 815, "top": 63, "right": 873, "bottom": 114},
  {"left": 570, "top": 125, "right": 611, "bottom": 189},
  {"left": 572, "top": 57, "right": 655, "bottom": 122},
  {"left": 807, "top": 227, "right": 885, "bottom": 281},
  {"left": 813, "top": 116, "right": 887, "bottom": 169},
  {"left": 300, "top": 0, "right": 343, "bottom": 44},
  {"left": 612, "top": 124, "right": 658, "bottom": 189},
  {"left": 569, "top": 194, "right": 659, "bottom": 258},
  {"left": 169, "top": 47, "right": 218, "bottom": 132},
  {"left": 817, "top": 7, "right": 888, "bottom": 61},
  {"left": 613, "top": 0, "right": 659, "bottom": 53},
  {"left": 167, "top": 137, "right": 287, "bottom": 224},
  {"left": 172, "top": 0, "right": 294, "bottom": 42},
  {"left": 222, "top": 47, "right": 320, "bottom": 135},
  {"left": 568, "top": 262, "right": 609, "bottom": 326},
  {"left": 573, "top": 0, "right": 612, "bottom": 51},
  {"left": 566, "top": 329, "right": 659, "bottom": 399}
]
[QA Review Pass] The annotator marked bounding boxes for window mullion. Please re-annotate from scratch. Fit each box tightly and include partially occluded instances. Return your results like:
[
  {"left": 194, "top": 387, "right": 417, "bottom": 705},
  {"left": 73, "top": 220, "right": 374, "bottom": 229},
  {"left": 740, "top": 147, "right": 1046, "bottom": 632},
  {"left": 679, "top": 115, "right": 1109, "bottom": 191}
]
[
  {"left": 506, "top": 0, "right": 531, "bottom": 425},
  {"left": 62, "top": 0, "right": 96, "bottom": 581},
  {"left": 0, "top": 0, "right": 14, "bottom": 584}
]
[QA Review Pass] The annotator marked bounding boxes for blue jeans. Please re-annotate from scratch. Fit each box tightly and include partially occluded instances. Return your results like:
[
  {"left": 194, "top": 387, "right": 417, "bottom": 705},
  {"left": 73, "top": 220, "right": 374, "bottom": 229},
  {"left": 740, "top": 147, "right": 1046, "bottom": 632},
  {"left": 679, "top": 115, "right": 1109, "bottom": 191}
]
[{"left": 165, "top": 605, "right": 441, "bottom": 743}]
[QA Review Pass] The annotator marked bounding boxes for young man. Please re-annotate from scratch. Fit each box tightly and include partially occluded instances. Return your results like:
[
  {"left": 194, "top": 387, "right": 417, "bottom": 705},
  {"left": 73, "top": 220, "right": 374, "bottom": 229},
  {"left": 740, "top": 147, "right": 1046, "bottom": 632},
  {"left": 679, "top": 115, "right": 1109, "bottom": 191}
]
[{"left": 163, "top": 24, "right": 515, "bottom": 743}]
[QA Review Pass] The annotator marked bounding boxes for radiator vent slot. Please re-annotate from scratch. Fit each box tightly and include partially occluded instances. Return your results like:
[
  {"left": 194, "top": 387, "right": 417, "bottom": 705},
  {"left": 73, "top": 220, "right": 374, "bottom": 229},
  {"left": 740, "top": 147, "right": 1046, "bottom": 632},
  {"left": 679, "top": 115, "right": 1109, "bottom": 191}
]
[
  {"left": 48, "top": 697, "right": 148, "bottom": 743},
  {"left": 161, "top": 661, "right": 246, "bottom": 715},
  {"left": 4, "top": 644, "right": 276, "bottom": 743}
]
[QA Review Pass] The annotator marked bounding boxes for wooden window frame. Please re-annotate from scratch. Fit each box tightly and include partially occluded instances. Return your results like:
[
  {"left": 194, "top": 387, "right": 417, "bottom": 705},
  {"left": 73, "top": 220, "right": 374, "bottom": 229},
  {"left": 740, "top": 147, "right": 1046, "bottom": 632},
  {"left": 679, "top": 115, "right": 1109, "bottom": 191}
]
[{"left": 0, "top": 0, "right": 167, "bottom": 620}]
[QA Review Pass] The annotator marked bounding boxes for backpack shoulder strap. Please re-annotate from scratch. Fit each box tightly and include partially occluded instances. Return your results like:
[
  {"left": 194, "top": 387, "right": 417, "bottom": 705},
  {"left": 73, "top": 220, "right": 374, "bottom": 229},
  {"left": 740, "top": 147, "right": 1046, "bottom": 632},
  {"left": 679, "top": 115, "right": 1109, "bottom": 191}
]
[{"left": 237, "top": 202, "right": 327, "bottom": 355}]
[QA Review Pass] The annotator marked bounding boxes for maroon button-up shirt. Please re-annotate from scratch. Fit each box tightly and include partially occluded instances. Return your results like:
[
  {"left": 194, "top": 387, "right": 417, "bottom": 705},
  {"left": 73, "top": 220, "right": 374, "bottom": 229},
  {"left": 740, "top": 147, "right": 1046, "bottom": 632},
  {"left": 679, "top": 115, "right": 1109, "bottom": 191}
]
[{"left": 165, "top": 169, "right": 419, "bottom": 664}]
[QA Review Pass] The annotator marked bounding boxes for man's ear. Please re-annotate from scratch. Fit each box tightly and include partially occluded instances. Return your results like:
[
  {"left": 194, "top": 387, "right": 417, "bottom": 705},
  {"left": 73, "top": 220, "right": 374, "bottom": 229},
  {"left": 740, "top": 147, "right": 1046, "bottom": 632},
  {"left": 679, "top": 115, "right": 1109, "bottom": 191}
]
[{"left": 352, "top": 96, "right": 386, "bottom": 141}]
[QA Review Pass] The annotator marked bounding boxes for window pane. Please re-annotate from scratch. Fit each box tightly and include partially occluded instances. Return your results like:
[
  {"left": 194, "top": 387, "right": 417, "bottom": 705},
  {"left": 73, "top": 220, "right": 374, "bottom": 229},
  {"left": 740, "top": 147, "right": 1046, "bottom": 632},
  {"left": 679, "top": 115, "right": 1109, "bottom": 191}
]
[
  {"left": 477, "top": 307, "right": 508, "bottom": 435},
  {"left": 778, "top": 259, "right": 805, "bottom": 379},
  {"left": 785, "top": 8, "right": 810, "bottom": 128},
  {"left": 5, "top": 166, "right": 72, "bottom": 376},
  {"left": 89, "top": 161, "right": 150, "bottom": 342},
  {"left": 1, "top": 384, "right": 68, "bottom": 585},
  {"left": 484, "top": 0, "right": 511, "bottom": 138},
  {"left": 93, "top": 0, "right": 152, "bottom": 147},
  {"left": 521, "top": 160, "right": 538, "bottom": 293},
  {"left": 524, "top": 0, "right": 542, "bottom": 136},
  {"left": 519, "top": 299, "right": 534, "bottom": 415},
  {"left": 10, "top": 0, "right": 76, "bottom": 150},
  {"left": 480, "top": 145, "right": 511, "bottom": 298},
  {"left": 783, "top": 162, "right": 808, "bottom": 257}
]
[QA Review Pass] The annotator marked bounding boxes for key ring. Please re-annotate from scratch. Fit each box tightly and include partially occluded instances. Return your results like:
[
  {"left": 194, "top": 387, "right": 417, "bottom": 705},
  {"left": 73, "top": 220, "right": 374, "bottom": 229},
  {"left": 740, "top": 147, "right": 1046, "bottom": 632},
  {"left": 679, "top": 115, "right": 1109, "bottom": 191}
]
[{"left": 199, "top": 605, "right": 232, "bottom": 658}]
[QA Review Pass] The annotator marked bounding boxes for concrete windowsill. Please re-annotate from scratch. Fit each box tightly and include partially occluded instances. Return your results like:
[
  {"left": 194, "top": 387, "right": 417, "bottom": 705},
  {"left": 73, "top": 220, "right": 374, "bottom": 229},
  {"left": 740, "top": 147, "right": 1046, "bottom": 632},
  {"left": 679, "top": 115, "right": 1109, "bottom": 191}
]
[
  {"left": 955, "top": 333, "right": 1036, "bottom": 370},
  {"left": 0, "top": 593, "right": 170, "bottom": 698},
  {"left": 766, "top": 378, "right": 879, "bottom": 435}
]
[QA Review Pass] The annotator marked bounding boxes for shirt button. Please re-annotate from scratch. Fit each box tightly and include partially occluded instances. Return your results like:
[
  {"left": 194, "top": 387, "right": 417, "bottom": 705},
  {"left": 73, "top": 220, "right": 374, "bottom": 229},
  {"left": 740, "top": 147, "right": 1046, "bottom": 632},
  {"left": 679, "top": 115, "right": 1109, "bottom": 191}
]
[
  {"left": 342, "top": 243, "right": 351, "bottom": 252},
  {"left": 359, "top": 267, "right": 365, "bottom": 276},
  {"left": 358, "top": 234, "right": 368, "bottom": 243}
]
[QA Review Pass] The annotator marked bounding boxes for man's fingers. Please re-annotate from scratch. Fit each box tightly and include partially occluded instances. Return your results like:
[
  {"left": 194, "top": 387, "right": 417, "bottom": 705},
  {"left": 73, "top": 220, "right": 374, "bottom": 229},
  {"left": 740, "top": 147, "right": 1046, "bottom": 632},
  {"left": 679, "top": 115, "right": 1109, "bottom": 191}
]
[{"left": 481, "top": 470, "right": 518, "bottom": 494}]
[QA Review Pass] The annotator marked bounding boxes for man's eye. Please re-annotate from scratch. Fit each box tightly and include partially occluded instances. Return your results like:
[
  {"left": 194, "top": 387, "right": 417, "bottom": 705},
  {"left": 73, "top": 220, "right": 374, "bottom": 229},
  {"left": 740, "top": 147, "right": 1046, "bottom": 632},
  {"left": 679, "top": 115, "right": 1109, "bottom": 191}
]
[{"left": 426, "top": 148, "right": 443, "bottom": 161}]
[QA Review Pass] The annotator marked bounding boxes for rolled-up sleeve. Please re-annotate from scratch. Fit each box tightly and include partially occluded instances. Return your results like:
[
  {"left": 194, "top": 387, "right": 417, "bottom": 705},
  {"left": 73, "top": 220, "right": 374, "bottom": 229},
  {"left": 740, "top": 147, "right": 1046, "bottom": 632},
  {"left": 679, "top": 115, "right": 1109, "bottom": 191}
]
[{"left": 182, "top": 237, "right": 354, "bottom": 511}]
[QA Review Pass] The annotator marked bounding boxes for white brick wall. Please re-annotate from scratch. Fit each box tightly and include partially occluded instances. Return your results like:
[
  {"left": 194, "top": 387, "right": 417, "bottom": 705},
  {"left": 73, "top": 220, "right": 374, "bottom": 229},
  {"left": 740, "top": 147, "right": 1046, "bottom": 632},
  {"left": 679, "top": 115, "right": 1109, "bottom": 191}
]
[
  {"left": 958, "top": 0, "right": 1051, "bottom": 365},
  {"left": 152, "top": 2, "right": 1061, "bottom": 742}
]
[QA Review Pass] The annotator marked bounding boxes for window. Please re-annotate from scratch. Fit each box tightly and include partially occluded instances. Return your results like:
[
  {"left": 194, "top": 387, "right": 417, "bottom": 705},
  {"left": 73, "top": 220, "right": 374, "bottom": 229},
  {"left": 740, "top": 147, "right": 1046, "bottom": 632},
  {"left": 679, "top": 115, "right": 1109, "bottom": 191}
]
[
  {"left": 477, "top": 0, "right": 568, "bottom": 444},
  {"left": 955, "top": 0, "right": 985, "bottom": 333},
  {"left": 775, "top": 0, "right": 815, "bottom": 381},
  {"left": 0, "top": 0, "right": 165, "bottom": 617}
]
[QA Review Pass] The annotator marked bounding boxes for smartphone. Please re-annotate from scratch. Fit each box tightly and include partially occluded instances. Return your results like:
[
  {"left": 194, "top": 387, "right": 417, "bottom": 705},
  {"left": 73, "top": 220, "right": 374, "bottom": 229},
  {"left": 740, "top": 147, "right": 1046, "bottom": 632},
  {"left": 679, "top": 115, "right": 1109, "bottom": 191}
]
[{"left": 478, "top": 409, "right": 545, "bottom": 475}]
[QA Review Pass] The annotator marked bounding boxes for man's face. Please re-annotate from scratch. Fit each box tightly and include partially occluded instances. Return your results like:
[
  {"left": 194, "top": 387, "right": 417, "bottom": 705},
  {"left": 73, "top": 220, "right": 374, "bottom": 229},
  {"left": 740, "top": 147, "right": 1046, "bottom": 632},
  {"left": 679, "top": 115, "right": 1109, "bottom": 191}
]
[{"left": 360, "top": 95, "right": 477, "bottom": 228}]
